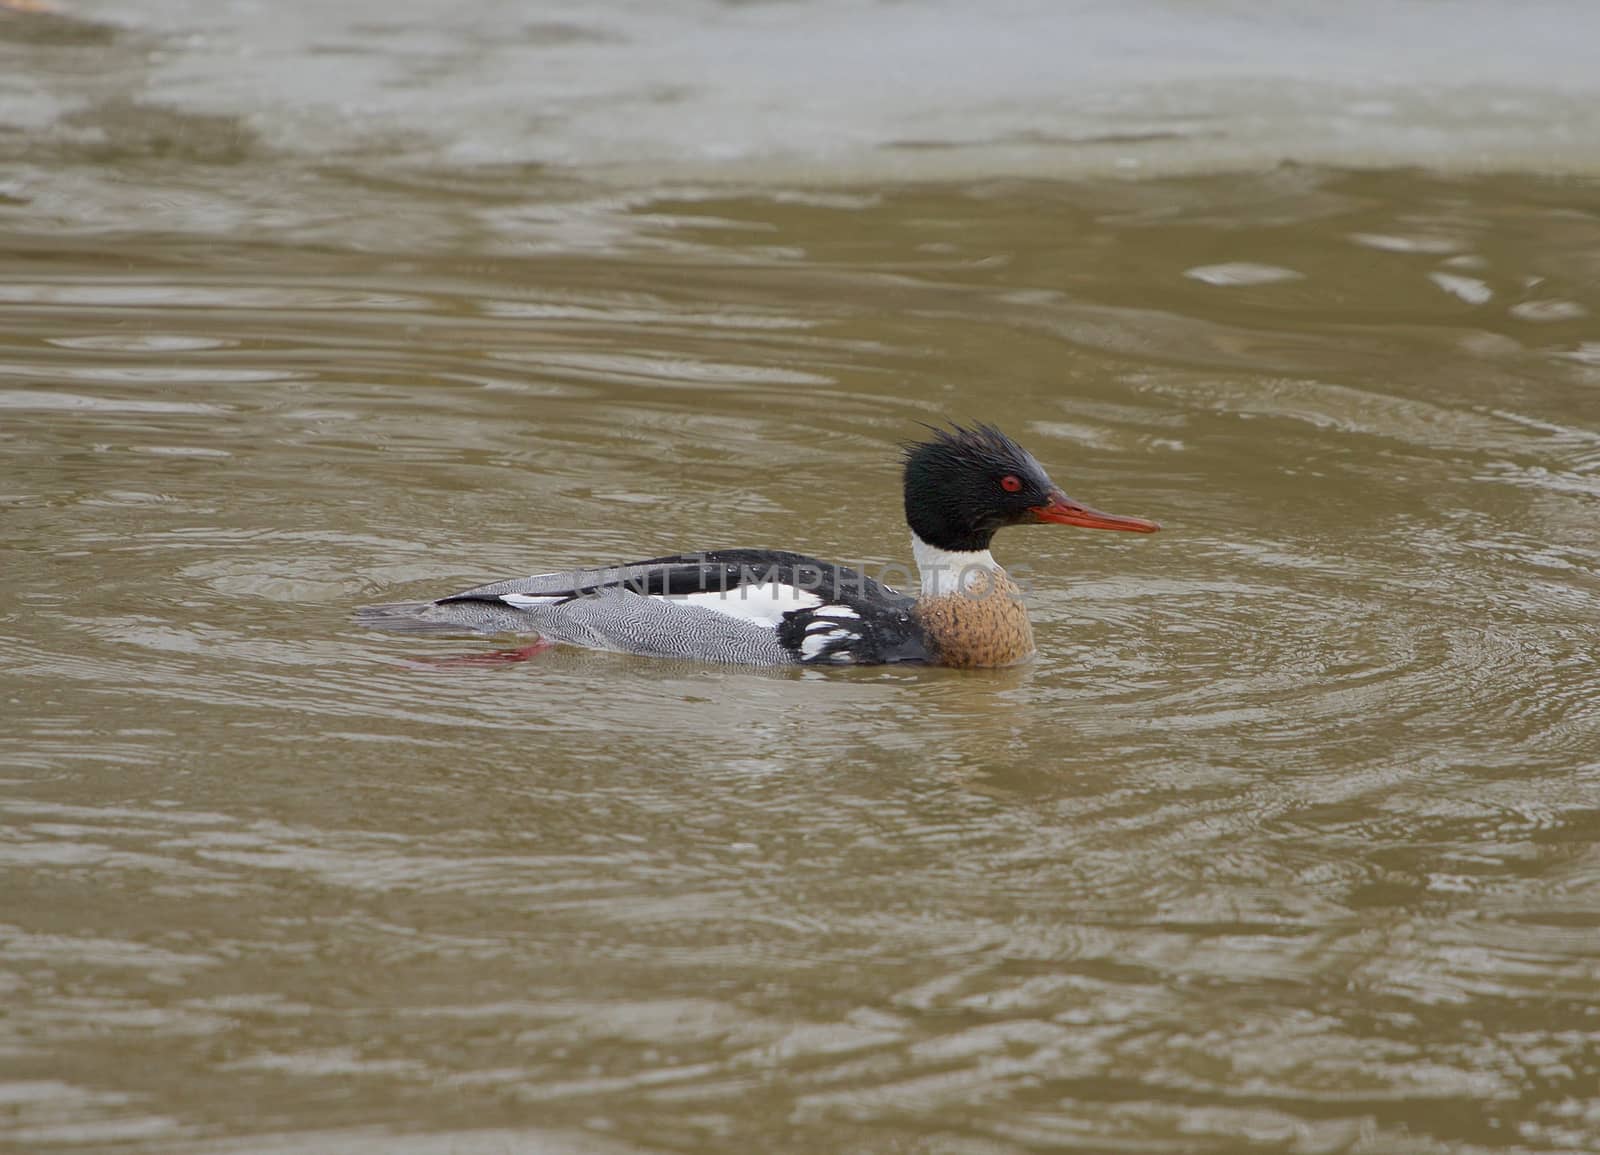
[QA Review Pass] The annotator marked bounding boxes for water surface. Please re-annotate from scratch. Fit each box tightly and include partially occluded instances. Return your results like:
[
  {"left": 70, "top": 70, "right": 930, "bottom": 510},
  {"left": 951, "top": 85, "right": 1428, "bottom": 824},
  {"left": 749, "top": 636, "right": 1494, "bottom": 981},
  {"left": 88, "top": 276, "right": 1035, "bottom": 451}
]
[{"left": 3, "top": 4, "right": 1600, "bottom": 1154}]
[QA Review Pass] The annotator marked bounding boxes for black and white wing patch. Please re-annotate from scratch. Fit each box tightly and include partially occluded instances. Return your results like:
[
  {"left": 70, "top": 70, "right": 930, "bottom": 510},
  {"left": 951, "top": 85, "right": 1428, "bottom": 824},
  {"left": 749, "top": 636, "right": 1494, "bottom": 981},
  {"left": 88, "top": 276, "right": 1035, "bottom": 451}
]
[
  {"left": 774, "top": 604, "right": 866, "bottom": 663},
  {"left": 358, "top": 548, "right": 930, "bottom": 666}
]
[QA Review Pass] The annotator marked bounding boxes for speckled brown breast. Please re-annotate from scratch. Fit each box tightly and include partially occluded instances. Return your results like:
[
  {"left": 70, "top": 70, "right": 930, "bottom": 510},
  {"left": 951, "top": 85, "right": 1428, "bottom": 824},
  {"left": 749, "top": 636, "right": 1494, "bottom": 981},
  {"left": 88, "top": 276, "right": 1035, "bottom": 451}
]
[{"left": 913, "top": 567, "right": 1036, "bottom": 668}]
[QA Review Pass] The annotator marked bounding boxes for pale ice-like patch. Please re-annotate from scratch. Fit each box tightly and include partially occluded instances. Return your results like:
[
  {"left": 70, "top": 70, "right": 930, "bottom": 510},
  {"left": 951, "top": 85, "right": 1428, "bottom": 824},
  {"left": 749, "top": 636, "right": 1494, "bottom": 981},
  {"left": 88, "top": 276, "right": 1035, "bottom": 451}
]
[
  {"left": 1510, "top": 300, "right": 1587, "bottom": 322},
  {"left": 1350, "top": 232, "right": 1463, "bottom": 254},
  {"left": 1429, "top": 271, "right": 1493, "bottom": 305},
  {"left": 1184, "top": 263, "right": 1303, "bottom": 286}
]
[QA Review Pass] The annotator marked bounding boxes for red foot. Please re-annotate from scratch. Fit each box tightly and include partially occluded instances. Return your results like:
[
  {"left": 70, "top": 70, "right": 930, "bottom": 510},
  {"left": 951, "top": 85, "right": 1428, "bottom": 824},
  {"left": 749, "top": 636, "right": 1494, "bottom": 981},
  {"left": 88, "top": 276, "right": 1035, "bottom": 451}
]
[{"left": 403, "top": 638, "right": 556, "bottom": 668}]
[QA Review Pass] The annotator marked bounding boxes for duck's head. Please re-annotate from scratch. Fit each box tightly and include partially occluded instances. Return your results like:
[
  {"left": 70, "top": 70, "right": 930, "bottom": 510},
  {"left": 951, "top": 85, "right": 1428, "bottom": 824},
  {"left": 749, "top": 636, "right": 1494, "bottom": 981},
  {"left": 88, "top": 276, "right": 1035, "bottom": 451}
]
[{"left": 902, "top": 423, "right": 1160, "bottom": 553}]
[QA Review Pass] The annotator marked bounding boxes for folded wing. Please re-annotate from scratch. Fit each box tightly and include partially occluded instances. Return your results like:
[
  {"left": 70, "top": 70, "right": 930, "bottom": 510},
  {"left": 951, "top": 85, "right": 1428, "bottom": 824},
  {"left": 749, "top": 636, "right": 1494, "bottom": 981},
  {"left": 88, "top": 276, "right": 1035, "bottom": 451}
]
[{"left": 356, "top": 549, "right": 928, "bottom": 666}]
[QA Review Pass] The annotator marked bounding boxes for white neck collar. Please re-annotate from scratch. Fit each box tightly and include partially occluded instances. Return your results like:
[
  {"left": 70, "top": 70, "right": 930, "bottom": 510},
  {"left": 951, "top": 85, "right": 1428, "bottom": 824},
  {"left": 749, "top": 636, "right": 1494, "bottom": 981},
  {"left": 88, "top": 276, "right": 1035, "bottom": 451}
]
[{"left": 911, "top": 532, "right": 1000, "bottom": 597}]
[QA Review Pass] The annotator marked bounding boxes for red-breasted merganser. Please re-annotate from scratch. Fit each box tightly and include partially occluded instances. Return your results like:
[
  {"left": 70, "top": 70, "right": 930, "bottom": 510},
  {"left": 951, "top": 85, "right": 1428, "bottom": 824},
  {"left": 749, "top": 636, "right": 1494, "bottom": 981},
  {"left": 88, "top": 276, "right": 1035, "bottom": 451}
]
[{"left": 357, "top": 424, "right": 1160, "bottom": 667}]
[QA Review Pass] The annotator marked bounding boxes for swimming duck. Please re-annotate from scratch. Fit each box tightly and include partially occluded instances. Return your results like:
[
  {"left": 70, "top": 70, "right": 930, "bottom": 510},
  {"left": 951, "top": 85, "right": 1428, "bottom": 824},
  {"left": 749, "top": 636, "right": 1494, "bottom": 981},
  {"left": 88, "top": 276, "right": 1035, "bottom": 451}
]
[{"left": 357, "top": 424, "right": 1159, "bottom": 667}]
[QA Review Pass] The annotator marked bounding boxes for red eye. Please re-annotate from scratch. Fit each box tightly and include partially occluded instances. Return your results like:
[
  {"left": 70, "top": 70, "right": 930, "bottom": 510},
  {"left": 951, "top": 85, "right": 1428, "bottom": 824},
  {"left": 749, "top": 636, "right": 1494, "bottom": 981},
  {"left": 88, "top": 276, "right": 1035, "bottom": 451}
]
[{"left": 1000, "top": 475, "right": 1023, "bottom": 493}]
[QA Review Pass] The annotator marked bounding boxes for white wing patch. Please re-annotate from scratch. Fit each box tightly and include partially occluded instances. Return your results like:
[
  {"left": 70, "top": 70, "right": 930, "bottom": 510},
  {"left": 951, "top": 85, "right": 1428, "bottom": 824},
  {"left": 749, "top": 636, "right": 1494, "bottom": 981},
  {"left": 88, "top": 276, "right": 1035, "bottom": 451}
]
[
  {"left": 501, "top": 593, "right": 564, "bottom": 608},
  {"left": 666, "top": 581, "right": 822, "bottom": 629},
  {"left": 499, "top": 580, "right": 847, "bottom": 653},
  {"left": 800, "top": 632, "right": 837, "bottom": 658},
  {"left": 800, "top": 615, "right": 859, "bottom": 660}
]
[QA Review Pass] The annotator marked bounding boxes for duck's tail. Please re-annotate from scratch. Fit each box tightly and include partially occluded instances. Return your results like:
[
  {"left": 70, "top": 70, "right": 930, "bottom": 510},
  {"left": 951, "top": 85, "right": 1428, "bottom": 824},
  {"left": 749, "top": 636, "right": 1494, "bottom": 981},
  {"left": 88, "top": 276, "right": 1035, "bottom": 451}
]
[{"left": 354, "top": 600, "right": 544, "bottom": 637}]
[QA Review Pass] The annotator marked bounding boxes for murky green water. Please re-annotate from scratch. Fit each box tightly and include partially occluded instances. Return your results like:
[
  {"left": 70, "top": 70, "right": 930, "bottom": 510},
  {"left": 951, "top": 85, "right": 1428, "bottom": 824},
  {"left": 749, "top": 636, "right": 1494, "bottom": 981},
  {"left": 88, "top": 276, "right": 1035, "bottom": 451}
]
[{"left": 5, "top": 4, "right": 1600, "bottom": 1154}]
